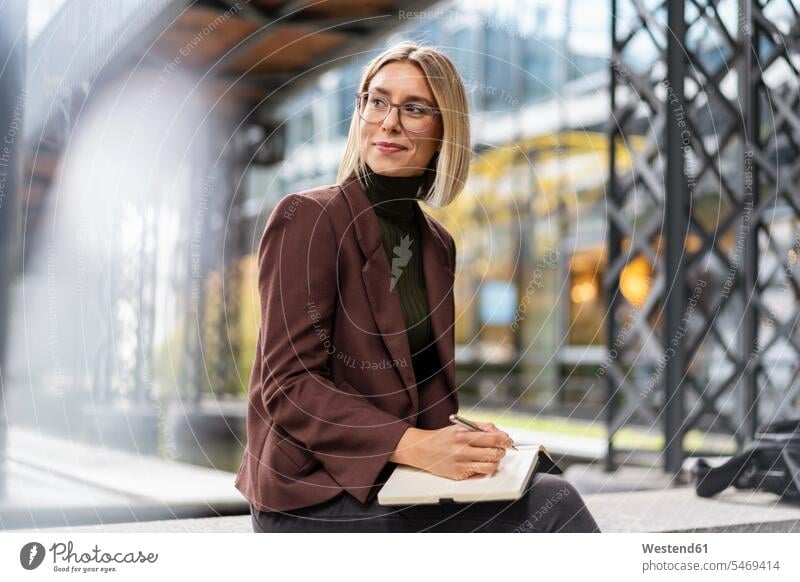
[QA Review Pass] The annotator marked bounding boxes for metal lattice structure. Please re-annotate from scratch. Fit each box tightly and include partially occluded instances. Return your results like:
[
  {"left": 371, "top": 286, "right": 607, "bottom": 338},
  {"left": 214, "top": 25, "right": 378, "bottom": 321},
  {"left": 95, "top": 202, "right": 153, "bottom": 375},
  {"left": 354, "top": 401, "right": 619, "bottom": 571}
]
[{"left": 607, "top": 0, "right": 800, "bottom": 473}]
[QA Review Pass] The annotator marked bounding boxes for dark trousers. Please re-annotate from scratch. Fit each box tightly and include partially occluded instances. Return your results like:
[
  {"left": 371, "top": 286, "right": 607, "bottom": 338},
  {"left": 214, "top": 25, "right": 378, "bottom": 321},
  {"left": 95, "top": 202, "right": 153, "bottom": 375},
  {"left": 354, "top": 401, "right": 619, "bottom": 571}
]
[{"left": 251, "top": 472, "right": 601, "bottom": 533}]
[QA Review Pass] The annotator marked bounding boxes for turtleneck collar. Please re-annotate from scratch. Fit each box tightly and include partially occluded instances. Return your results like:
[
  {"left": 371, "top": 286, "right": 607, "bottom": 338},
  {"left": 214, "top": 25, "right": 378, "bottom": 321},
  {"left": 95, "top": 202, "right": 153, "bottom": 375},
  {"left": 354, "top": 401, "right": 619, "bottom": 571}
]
[{"left": 357, "top": 163, "right": 431, "bottom": 223}]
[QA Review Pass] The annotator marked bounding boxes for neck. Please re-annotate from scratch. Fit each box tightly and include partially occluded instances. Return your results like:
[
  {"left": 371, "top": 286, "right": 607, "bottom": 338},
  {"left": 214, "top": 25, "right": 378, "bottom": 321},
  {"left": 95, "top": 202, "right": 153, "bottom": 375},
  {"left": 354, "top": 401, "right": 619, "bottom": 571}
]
[{"left": 357, "top": 164, "right": 431, "bottom": 222}]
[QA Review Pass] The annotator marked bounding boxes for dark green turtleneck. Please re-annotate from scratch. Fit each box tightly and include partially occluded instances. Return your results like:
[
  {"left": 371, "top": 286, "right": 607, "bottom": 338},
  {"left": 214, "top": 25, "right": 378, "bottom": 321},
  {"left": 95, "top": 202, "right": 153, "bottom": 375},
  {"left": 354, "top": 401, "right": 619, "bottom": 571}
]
[{"left": 357, "top": 164, "right": 441, "bottom": 385}]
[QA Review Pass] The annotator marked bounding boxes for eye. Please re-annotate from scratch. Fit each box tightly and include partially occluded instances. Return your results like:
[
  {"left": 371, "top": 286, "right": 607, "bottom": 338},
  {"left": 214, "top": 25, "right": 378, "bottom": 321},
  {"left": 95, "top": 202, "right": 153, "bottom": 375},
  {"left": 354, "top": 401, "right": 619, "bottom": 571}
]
[
  {"left": 370, "top": 96, "right": 389, "bottom": 109},
  {"left": 403, "top": 103, "right": 428, "bottom": 117}
]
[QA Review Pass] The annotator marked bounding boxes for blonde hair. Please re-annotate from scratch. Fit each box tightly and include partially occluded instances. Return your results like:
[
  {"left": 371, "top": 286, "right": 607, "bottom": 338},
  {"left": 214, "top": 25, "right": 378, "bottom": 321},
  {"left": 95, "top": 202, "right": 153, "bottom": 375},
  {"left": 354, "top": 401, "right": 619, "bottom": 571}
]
[{"left": 336, "top": 41, "right": 471, "bottom": 208}]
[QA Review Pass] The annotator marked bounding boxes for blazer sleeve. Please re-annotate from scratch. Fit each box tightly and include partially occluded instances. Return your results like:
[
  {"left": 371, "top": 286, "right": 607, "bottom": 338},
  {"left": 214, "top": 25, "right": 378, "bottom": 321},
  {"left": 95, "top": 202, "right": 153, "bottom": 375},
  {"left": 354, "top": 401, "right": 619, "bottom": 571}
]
[{"left": 255, "top": 193, "right": 414, "bottom": 503}]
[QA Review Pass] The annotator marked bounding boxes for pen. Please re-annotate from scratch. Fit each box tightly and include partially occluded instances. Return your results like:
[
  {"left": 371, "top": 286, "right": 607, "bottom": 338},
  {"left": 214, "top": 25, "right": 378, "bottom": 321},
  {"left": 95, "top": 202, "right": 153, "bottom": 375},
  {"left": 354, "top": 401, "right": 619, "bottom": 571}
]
[{"left": 448, "top": 414, "right": 519, "bottom": 451}]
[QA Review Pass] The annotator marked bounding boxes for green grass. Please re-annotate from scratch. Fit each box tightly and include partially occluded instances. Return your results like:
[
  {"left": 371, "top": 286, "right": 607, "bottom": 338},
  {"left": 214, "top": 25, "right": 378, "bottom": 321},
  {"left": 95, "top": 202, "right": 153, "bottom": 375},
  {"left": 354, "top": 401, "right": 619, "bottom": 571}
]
[{"left": 461, "top": 408, "right": 738, "bottom": 455}]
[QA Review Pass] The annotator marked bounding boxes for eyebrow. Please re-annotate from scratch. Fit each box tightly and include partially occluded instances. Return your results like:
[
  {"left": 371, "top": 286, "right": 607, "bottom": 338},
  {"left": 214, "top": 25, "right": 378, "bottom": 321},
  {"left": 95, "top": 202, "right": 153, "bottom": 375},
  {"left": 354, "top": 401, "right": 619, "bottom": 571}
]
[{"left": 370, "top": 86, "right": 436, "bottom": 107}]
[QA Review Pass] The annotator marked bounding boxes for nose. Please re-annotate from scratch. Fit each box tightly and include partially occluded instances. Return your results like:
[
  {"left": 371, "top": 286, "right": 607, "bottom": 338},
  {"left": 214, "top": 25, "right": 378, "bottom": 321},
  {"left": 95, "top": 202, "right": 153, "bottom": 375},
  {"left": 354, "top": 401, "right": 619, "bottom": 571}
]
[{"left": 381, "top": 106, "right": 401, "bottom": 132}]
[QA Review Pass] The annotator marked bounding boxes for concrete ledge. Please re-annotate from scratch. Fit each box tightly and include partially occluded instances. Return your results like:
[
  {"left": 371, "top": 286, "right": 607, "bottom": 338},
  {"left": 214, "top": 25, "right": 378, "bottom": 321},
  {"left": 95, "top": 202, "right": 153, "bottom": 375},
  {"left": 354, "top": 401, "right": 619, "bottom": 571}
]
[
  {"left": 1, "top": 427, "right": 248, "bottom": 530},
  {"left": 18, "top": 515, "right": 255, "bottom": 533},
  {"left": 6, "top": 427, "right": 246, "bottom": 509},
  {"left": 22, "top": 487, "right": 800, "bottom": 533},
  {"left": 583, "top": 488, "right": 800, "bottom": 533}
]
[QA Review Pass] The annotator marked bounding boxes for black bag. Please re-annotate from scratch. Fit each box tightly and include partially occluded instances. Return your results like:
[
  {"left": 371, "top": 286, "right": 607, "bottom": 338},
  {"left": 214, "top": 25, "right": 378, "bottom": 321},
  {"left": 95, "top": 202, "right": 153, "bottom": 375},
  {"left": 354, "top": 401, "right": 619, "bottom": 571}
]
[{"left": 692, "top": 419, "right": 800, "bottom": 499}]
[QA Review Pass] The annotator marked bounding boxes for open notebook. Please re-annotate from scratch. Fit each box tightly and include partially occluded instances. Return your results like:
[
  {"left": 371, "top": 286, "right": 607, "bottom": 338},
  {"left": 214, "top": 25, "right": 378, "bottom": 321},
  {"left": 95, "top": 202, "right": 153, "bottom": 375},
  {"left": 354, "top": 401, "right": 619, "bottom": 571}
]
[{"left": 378, "top": 445, "right": 561, "bottom": 505}]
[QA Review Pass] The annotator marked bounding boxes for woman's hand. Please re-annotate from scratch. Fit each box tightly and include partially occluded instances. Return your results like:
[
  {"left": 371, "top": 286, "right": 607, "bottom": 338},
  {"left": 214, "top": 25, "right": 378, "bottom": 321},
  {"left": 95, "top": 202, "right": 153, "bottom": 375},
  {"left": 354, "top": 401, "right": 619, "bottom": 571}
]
[{"left": 390, "top": 423, "right": 514, "bottom": 480}]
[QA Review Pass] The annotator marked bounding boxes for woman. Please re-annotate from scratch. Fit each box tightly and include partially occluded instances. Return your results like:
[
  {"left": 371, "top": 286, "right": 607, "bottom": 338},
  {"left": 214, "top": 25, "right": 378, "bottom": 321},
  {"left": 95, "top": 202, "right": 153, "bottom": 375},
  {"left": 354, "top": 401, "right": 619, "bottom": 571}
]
[{"left": 235, "top": 41, "right": 600, "bottom": 533}]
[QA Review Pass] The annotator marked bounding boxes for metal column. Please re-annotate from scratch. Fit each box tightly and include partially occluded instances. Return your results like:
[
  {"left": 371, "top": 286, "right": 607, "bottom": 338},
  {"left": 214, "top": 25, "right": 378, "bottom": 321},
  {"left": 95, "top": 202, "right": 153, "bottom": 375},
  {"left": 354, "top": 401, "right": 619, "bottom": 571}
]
[
  {"left": 663, "top": 0, "right": 688, "bottom": 475},
  {"left": 0, "top": 0, "right": 27, "bottom": 497}
]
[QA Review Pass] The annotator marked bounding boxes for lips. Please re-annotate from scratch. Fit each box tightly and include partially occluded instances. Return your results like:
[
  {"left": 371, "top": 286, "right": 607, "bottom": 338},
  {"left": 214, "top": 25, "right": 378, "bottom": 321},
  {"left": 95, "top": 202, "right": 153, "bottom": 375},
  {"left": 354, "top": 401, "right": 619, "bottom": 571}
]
[{"left": 374, "top": 141, "right": 407, "bottom": 153}]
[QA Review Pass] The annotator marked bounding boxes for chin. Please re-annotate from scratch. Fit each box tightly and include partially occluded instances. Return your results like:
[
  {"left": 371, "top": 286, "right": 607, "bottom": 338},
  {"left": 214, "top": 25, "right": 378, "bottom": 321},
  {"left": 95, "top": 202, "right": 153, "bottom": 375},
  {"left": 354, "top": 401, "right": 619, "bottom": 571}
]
[{"left": 366, "top": 157, "right": 408, "bottom": 176}]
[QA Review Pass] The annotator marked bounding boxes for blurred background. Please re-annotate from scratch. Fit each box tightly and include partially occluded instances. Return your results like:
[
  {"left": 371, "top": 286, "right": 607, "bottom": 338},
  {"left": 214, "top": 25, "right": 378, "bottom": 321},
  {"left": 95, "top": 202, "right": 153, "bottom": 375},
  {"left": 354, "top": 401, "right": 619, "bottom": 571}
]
[{"left": 1, "top": 0, "right": 799, "bottom": 529}]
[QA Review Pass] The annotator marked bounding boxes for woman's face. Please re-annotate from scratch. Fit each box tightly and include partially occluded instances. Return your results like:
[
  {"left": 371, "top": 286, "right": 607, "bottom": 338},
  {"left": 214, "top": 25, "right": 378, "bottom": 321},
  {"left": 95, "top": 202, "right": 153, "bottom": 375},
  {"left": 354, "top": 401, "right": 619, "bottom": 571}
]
[{"left": 358, "top": 61, "right": 443, "bottom": 177}]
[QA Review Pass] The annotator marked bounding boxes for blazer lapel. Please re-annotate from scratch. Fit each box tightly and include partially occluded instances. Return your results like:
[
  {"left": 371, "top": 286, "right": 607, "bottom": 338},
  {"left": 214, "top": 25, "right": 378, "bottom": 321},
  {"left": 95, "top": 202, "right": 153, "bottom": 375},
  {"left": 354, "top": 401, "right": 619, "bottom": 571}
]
[{"left": 339, "top": 172, "right": 457, "bottom": 414}]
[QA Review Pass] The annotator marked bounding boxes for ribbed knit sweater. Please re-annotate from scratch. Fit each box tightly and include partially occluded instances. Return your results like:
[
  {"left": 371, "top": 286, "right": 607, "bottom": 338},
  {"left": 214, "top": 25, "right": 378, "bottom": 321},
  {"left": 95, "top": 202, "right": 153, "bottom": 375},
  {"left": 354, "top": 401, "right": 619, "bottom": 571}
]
[{"left": 357, "top": 164, "right": 442, "bottom": 385}]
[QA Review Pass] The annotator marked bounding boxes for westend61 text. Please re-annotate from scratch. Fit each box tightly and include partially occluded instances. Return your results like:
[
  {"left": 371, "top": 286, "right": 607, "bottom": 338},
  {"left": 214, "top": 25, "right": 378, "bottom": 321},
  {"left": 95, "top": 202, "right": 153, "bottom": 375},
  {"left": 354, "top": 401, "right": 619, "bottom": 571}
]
[{"left": 642, "top": 543, "right": 708, "bottom": 554}]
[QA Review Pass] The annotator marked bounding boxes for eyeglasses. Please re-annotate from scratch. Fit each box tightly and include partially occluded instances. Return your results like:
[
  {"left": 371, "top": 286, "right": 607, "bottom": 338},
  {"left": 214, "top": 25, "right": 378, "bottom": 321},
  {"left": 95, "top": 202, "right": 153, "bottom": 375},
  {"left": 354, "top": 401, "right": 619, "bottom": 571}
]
[{"left": 355, "top": 91, "right": 440, "bottom": 133}]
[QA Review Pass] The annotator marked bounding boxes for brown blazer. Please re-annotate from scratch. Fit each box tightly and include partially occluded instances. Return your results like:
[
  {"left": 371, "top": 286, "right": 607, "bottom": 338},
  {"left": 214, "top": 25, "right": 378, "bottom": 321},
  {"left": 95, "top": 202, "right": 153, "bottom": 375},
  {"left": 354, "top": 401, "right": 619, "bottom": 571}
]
[{"left": 234, "top": 171, "right": 458, "bottom": 513}]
